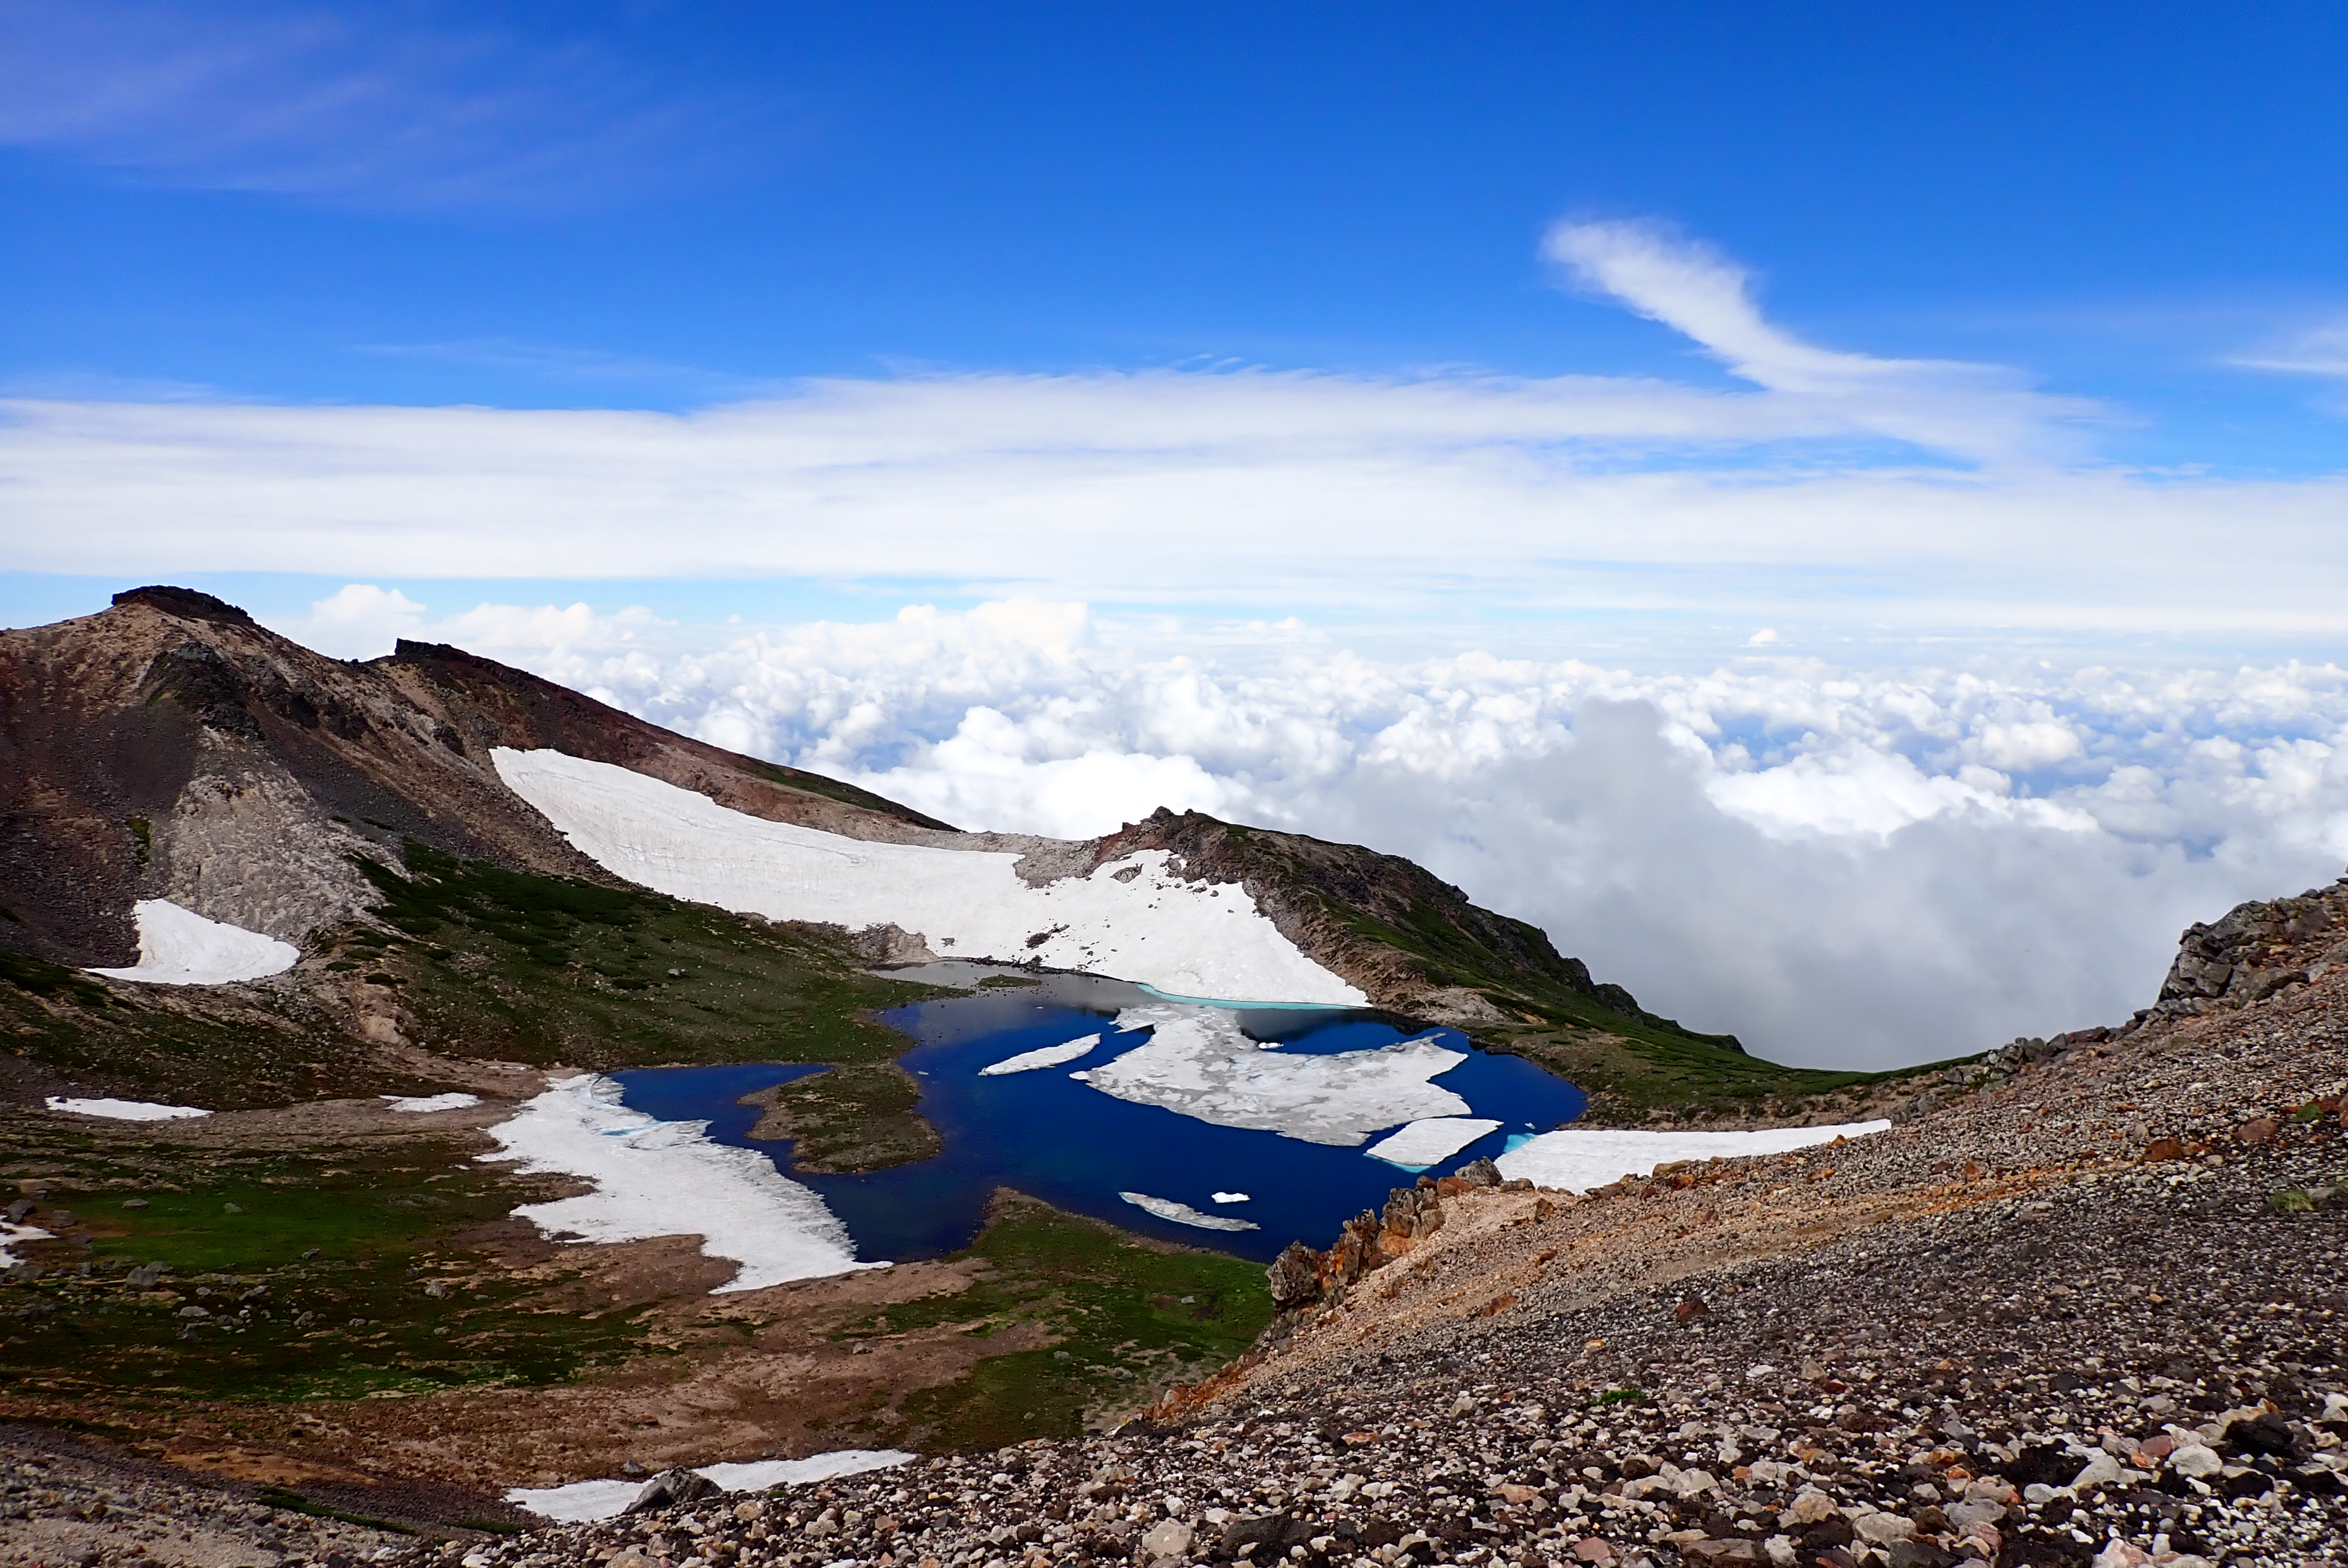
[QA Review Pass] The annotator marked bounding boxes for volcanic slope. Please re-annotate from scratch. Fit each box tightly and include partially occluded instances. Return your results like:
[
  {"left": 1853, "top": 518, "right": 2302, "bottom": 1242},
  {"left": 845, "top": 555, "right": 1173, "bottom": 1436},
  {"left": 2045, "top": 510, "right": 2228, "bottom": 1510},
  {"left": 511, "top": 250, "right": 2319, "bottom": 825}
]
[
  {"left": 438, "top": 876, "right": 2348, "bottom": 1568},
  {"left": 0, "top": 586, "right": 1868, "bottom": 1117}
]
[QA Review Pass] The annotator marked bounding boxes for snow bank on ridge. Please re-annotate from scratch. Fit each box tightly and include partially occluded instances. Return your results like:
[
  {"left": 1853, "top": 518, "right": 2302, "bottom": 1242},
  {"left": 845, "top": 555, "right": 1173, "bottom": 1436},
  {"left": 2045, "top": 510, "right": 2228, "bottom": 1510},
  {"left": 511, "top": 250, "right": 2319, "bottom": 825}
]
[
  {"left": 1080, "top": 1005, "right": 1469, "bottom": 1145},
  {"left": 979, "top": 1036, "right": 1101, "bottom": 1075},
  {"left": 1365, "top": 1116, "right": 1503, "bottom": 1171},
  {"left": 508, "top": 1449, "right": 915, "bottom": 1523},
  {"left": 1119, "top": 1191, "right": 1260, "bottom": 1232},
  {"left": 1496, "top": 1120, "right": 1892, "bottom": 1192},
  {"left": 85, "top": 899, "right": 298, "bottom": 986},
  {"left": 45, "top": 1097, "right": 210, "bottom": 1121},
  {"left": 382, "top": 1093, "right": 480, "bottom": 1113},
  {"left": 482, "top": 1074, "right": 871, "bottom": 1293},
  {"left": 491, "top": 748, "right": 1366, "bottom": 1006}
]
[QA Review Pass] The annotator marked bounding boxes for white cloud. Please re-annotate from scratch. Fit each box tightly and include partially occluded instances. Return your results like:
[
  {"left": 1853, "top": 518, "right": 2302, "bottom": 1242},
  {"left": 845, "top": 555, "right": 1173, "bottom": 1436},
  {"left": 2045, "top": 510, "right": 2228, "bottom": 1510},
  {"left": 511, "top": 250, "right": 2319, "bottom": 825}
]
[
  {"left": 1543, "top": 218, "right": 2099, "bottom": 462},
  {"left": 356, "top": 590, "right": 2348, "bottom": 1070},
  {"left": 11, "top": 386, "right": 2348, "bottom": 643},
  {"left": 2234, "top": 316, "right": 2348, "bottom": 380},
  {"left": 282, "top": 583, "right": 428, "bottom": 658}
]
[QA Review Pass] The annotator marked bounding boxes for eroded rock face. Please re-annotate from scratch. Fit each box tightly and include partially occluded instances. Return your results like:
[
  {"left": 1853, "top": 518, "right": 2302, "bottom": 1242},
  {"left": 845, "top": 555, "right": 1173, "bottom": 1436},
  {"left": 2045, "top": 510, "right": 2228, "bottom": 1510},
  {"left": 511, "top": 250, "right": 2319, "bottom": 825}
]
[{"left": 2159, "top": 881, "right": 2348, "bottom": 1016}]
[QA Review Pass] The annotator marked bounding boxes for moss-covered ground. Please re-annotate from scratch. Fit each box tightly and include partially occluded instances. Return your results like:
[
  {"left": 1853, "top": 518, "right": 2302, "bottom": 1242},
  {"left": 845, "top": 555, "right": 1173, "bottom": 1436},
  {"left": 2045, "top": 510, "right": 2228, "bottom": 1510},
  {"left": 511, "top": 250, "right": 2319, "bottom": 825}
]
[
  {"left": 827, "top": 1197, "right": 1273, "bottom": 1452},
  {"left": 0, "top": 1117, "right": 647, "bottom": 1411},
  {"left": 346, "top": 842, "right": 942, "bottom": 1072},
  {"left": 744, "top": 1062, "right": 940, "bottom": 1172}
]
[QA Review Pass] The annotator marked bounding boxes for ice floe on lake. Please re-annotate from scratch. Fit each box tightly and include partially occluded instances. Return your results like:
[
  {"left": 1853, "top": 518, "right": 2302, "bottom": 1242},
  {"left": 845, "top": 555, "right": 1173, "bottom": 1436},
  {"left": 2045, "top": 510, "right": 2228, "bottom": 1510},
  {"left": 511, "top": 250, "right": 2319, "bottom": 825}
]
[
  {"left": 381, "top": 1092, "right": 481, "bottom": 1113},
  {"left": 1211, "top": 1191, "right": 1249, "bottom": 1204},
  {"left": 1365, "top": 1116, "right": 1503, "bottom": 1171},
  {"left": 1495, "top": 1119, "right": 1893, "bottom": 1192},
  {"left": 492, "top": 748, "right": 1367, "bottom": 1006},
  {"left": 482, "top": 1074, "right": 872, "bottom": 1293},
  {"left": 978, "top": 1036, "right": 1100, "bottom": 1075},
  {"left": 1078, "top": 1005, "right": 1469, "bottom": 1145},
  {"left": 45, "top": 1096, "right": 210, "bottom": 1121},
  {"left": 1119, "top": 1191, "right": 1260, "bottom": 1232},
  {"left": 84, "top": 899, "right": 299, "bottom": 986},
  {"left": 1, "top": 1223, "right": 55, "bottom": 1266},
  {"left": 507, "top": 1449, "right": 915, "bottom": 1523}
]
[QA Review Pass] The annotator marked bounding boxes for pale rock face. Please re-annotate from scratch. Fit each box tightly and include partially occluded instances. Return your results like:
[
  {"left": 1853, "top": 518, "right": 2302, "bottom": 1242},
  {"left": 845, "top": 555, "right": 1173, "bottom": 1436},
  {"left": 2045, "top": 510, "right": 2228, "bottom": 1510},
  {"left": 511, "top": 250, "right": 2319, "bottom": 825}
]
[
  {"left": 1139, "top": 1519, "right": 1195, "bottom": 1559},
  {"left": 2168, "top": 1444, "right": 2223, "bottom": 1478}
]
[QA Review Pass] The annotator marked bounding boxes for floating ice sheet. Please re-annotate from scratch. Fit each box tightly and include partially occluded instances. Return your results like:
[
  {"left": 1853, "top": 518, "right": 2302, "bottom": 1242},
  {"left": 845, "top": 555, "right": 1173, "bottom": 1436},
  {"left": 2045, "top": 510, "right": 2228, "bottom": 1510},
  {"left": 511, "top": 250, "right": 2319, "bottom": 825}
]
[
  {"left": 1365, "top": 1116, "right": 1503, "bottom": 1171},
  {"left": 45, "top": 1097, "right": 210, "bottom": 1121},
  {"left": 978, "top": 1036, "right": 1101, "bottom": 1075},
  {"left": 1078, "top": 1005, "right": 1469, "bottom": 1145},
  {"left": 1, "top": 1223, "right": 54, "bottom": 1266},
  {"left": 85, "top": 899, "right": 298, "bottom": 986},
  {"left": 507, "top": 1449, "right": 915, "bottom": 1523},
  {"left": 1495, "top": 1120, "right": 1893, "bottom": 1192},
  {"left": 492, "top": 748, "right": 1367, "bottom": 1006},
  {"left": 1211, "top": 1192, "right": 1250, "bottom": 1204},
  {"left": 382, "top": 1093, "right": 481, "bottom": 1113},
  {"left": 482, "top": 1074, "right": 873, "bottom": 1293},
  {"left": 1119, "top": 1191, "right": 1260, "bottom": 1232}
]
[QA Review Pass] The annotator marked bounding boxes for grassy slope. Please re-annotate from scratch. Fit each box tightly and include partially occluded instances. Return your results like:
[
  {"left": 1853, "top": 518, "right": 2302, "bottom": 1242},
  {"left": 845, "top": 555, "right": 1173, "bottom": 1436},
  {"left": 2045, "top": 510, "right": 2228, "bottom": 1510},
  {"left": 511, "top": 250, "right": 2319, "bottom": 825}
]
[
  {"left": 827, "top": 1195, "right": 1273, "bottom": 1452},
  {"left": 1313, "top": 884, "right": 1941, "bottom": 1119},
  {"left": 0, "top": 1117, "right": 646, "bottom": 1413},
  {"left": 349, "top": 842, "right": 940, "bottom": 1073}
]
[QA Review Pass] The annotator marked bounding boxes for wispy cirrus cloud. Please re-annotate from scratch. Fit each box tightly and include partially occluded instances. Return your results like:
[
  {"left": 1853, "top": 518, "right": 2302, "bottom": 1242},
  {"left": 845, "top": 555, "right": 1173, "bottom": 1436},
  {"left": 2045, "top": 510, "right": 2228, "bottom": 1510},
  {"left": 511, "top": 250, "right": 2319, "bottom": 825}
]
[
  {"left": 0, "top": 1, "right": 781, "bottom": 212},
  {"left": 1544, "top": 218, "right": 2102, "bottom": 464}
]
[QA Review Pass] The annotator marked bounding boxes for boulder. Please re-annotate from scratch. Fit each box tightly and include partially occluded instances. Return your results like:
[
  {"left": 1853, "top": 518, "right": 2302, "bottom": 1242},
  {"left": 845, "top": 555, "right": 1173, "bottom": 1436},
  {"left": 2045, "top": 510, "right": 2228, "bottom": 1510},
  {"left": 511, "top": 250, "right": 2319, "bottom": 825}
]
[{"left": 625, "top": 1468, "right": 723, "bottom": 1514}]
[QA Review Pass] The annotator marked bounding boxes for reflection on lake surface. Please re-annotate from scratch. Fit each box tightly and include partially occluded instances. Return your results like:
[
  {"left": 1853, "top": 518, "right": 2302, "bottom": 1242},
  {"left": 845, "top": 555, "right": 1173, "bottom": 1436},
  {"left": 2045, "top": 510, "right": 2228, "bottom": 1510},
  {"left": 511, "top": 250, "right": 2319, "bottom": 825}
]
[{"left": 612, "top": 964, "right": 1584, "bottom": 1264}]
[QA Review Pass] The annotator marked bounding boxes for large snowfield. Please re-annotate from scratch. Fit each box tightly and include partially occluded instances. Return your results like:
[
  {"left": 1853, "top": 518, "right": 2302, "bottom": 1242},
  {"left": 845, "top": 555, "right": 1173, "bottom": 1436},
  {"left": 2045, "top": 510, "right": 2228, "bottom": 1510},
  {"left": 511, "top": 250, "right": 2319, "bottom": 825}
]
[
  {"left": 492, "top": 748, "right": 1367, "bottom": 1006},
  {"left": 84, "top": 898, "right": 299, "bottom": 986},
  {"left": 482, "top": 1075, "right": 872, "bottom": 1293},
  {"left": 1494, "top": 1119, "right": 1894, "bottom": 1192},
  {"left": 1078, "top": 1005, "right": 1471, "bottom": 1145},
  {"left": 507, "top": 1450, "right": 916, "bottom": 1523}
]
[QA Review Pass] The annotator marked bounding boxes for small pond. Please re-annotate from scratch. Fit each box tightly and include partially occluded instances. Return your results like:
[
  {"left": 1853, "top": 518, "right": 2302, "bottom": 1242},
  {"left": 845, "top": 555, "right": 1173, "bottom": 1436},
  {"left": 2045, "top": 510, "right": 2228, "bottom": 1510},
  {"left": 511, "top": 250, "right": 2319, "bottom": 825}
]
[{"left": 612, "top": 963, "right": 1584, "bottom": 1264}]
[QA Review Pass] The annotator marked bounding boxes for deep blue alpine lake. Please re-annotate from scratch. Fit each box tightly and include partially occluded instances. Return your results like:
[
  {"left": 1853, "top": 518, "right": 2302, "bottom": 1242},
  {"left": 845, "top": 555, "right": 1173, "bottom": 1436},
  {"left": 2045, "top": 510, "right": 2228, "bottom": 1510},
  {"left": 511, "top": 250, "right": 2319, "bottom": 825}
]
[{"left": 612, "top": 964, "right": 1584, "bottom": 1265}]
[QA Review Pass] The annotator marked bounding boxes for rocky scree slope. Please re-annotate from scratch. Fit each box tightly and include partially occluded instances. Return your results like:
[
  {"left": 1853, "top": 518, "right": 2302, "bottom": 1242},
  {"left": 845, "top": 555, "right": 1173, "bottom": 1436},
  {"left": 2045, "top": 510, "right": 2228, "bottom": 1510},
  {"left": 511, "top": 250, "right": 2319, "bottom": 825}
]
[{"left": 399, "top": 881, "right": 2348, "bottom": 1568}]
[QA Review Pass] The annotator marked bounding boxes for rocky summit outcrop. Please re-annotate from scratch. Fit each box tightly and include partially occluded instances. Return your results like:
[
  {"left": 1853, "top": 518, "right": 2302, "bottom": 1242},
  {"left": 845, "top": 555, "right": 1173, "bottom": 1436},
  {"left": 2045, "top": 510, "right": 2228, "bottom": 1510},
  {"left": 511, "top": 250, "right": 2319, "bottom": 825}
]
[
  {"left": 2155, "top": 876, "right": 2348, "bottom": 1019},
  {"left": 0, "top": 586, "right": 948, "bottom": 968}
]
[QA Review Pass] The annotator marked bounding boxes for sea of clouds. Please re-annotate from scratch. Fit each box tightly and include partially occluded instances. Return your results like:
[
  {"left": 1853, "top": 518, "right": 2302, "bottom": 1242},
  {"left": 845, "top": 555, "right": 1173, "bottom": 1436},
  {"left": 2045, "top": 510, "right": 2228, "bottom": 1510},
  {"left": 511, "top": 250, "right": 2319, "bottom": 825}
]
[{"left": 282, "top": 586, "right": 2348, "bottom": 1073}]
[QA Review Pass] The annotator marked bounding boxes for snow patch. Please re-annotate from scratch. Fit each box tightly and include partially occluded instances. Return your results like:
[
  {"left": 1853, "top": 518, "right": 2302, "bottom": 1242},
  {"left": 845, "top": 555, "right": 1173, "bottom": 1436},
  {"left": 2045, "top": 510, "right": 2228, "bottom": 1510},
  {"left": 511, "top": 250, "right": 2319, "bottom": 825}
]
[
  {"left": 1495, "top": 1120, "right": 1893, "bottom": 1192},
  {"left": 382, "top": 1093, "right": 481, "bottom": 1113},
  {"left": 1079, "top": 1005, "right": 1469, "bottom": 1145},
  {"left": 1365, "top": 1117, "right": 1503, "bottom": 1171},
  {"left": 1119, "top": 1192, "right": 1260, "bottom": 1232},
  {"left": 491, "top": 748, "right": 1367, "bottom": 1006},
  {"left": 1, "top": 1224, "right": 54, "bottom": 1266},
  {"left": 85, "top": 899, "right": 298, "bottom": 986},
  {"left": 481, "top": 1074, "right": 873, "bottom": 1293},
  {"left": 1211, "top": 1192, "right": 1250, "bottom": 1204},
  {"left": 45, "top": 1097, "right": 210, "bottom": 1122},
  {"left": 978, "top": 1036, "right": 1101, "bottom": 1075},
  {"left": 507, "top": 1449, "right": 915, "bottom": 1523}
]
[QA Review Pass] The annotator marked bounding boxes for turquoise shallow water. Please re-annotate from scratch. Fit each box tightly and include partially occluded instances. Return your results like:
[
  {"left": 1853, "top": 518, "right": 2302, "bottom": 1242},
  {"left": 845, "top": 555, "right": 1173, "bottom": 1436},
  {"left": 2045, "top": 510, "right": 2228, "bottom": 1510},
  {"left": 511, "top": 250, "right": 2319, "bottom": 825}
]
[{"left": 613, "top": 971, "right": 1584, "bottom": 1263}]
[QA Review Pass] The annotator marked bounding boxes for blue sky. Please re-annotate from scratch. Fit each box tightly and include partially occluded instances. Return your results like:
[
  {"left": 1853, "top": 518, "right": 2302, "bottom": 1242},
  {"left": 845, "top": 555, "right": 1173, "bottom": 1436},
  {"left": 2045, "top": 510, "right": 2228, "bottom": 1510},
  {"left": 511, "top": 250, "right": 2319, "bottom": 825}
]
[{"left": 5, "top": 3, "right": 2348, "bottom": 455}]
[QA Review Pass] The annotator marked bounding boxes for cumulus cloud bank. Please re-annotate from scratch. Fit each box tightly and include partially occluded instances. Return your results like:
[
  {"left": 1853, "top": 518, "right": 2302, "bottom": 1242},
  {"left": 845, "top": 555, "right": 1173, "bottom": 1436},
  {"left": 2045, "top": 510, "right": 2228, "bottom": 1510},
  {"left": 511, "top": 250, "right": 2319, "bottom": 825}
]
[{"left": 282, "top": 588, "right": 2348, "bottom": 1072}]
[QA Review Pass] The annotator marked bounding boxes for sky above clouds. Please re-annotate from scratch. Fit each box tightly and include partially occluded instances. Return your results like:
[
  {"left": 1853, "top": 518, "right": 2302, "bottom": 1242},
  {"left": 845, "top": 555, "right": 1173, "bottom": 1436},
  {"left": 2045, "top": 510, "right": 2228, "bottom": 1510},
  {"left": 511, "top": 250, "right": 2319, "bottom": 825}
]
[{"left": 6, "top": 2, "right": 2348, "bottom": 1067}]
